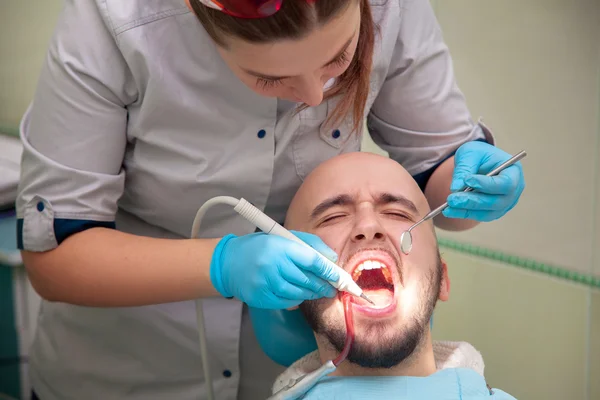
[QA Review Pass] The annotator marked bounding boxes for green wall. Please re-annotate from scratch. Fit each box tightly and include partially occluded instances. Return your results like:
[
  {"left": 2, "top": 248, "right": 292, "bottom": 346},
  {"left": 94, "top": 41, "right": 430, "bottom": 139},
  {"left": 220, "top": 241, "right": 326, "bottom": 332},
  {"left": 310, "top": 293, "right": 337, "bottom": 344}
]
[{"left": 433, "top": 248, "right": 598, "bottom": 400}]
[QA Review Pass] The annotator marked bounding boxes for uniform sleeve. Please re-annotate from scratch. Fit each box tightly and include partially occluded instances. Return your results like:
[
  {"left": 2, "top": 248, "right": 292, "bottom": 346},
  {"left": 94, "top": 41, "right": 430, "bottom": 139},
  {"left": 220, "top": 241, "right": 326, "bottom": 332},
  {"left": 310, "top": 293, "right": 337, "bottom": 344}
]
[
  {"left": 16, "top": 0, "right": 137, "bottom": 252},
  {"left": 367, "top": 0, "right": 495, "bottom": 190}
]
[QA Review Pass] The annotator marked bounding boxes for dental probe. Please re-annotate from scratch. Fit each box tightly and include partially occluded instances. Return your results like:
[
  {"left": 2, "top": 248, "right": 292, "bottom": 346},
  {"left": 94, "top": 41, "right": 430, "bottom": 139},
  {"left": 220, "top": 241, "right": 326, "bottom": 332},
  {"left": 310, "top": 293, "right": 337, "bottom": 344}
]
[
  {"left": 399, "top": 150, "right": 527, "bottom": 255},
  {"left": 231, "top": 198, "right": 376, "bottom": 305}
]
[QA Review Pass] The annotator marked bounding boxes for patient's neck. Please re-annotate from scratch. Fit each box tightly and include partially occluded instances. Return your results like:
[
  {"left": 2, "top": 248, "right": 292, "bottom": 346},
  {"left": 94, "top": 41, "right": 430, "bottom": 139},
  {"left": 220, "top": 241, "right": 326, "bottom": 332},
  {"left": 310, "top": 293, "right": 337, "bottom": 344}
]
[{"left": 321, "top": 330, "right": 437, "bottom": 377}]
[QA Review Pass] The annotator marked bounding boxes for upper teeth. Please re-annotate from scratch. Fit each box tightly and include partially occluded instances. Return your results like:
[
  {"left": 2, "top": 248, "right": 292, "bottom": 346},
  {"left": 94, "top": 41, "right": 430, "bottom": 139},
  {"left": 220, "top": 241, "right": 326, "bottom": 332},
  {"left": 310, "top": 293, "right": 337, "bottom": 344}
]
[{"left": 357, "top": 260, "right": 386, "bottom": 271}]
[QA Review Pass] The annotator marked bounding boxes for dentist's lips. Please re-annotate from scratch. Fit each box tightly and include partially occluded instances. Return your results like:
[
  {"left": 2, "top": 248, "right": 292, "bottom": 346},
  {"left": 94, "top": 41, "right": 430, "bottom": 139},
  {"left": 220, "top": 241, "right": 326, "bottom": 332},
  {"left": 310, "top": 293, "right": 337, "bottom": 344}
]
[{"left": 342, "top": 250, "right": 401, "bottom": 318}]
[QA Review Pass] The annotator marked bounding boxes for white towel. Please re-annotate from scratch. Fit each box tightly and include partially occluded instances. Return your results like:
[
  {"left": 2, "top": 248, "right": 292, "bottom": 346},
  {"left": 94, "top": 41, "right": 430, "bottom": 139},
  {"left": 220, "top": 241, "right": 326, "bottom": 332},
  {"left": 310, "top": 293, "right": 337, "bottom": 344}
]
[{"left": 272, "top": 340, "right": 486, "bottom": 394}]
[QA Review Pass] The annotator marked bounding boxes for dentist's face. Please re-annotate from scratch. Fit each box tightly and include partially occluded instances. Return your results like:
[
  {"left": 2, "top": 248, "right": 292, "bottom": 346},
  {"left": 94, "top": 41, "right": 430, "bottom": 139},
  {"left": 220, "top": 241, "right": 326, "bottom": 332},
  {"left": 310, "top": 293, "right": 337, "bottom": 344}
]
[
  {"left": 286, "top": 153, "right": 449, "bottom": 369},
  {"left": 214, "top": 1, "right": 360, "bottom": 107}
]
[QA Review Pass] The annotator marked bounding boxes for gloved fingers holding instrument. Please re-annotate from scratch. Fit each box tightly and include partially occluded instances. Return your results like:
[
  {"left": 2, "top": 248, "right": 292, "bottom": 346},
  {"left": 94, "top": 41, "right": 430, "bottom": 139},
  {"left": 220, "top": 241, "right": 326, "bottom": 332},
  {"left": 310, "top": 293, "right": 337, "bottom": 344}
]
[
  {"left": 444, "top": 141, "right": 526, "bottom": 222},
  {"left": 209, "top": 230, "right": 340, "bottom": 309}
]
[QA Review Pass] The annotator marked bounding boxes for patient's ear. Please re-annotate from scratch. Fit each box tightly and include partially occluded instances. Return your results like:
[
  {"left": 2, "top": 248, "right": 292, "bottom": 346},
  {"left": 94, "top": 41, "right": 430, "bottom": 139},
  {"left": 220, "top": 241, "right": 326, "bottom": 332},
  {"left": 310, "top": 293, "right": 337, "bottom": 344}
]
[{"left": 438, "top": 260, "right": 450, "bottom": 301}]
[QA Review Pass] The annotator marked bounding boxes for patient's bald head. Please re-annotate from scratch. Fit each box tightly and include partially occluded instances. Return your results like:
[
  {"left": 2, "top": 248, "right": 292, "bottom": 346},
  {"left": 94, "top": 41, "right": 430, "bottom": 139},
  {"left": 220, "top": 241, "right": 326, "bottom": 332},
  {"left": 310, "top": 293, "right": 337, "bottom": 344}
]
[
  {"left": 285, "top": 152, "right": 449, "bottom": 370},
  {"left": 286, "top": 152, "right": 430, "bottom": 230}
]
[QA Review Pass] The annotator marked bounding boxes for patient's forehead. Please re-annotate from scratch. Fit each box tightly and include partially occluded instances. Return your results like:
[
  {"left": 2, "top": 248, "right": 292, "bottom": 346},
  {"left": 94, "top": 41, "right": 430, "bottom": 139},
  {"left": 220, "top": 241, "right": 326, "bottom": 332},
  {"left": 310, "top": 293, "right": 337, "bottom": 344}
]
[{"left": 286, "top": 153, "right": 428, "bottom": 227}]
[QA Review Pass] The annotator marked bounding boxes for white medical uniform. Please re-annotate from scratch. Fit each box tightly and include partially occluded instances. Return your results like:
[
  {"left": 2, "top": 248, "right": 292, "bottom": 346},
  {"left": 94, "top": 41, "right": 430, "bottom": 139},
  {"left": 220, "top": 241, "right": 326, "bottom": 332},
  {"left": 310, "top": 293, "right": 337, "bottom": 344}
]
[{"left": 16, "top": 0, "right": 494, "bottom": 399}]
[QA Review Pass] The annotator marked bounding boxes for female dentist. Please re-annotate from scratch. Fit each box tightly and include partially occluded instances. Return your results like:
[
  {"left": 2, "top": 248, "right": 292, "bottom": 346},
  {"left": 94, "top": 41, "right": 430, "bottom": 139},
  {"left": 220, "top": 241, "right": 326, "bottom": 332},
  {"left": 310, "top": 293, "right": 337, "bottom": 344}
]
[{"left": 17, "top": 0, "right": 525, "bottom": 399}]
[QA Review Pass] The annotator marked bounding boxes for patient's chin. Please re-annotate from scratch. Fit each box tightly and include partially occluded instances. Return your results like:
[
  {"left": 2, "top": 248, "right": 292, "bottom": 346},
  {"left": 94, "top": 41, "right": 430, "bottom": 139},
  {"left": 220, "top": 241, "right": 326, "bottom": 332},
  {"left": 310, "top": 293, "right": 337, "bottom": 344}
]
[
  {"left": 301, "top": 295, "right": 424, "bottom": 369},
  {"left": 346, "top": 325, "right": 422, "bottom": 369},
  {"left": 354, "top": 318, "right": 397, "bottom": 338},
  {"left": 321, "top": 317, "right": 425, "bottom": 369}
]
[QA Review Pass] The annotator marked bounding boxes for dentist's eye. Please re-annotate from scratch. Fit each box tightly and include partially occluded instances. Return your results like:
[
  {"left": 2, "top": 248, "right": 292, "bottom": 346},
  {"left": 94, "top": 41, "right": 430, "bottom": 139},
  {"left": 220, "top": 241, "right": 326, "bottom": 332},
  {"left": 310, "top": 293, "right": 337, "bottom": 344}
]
[
  {"left": 257, "top": 78, "right": 283, "bottom": 89},
  {"left": 325, "top": 50, "right": 350, "bottom": 69}
]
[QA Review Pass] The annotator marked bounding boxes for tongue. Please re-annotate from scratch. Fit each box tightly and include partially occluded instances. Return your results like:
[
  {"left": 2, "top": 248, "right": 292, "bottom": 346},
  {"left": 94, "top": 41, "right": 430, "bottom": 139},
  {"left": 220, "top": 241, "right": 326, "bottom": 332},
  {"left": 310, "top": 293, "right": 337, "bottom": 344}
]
[{"left": 362, "top": 289, "right": 394, "bottom": 308}]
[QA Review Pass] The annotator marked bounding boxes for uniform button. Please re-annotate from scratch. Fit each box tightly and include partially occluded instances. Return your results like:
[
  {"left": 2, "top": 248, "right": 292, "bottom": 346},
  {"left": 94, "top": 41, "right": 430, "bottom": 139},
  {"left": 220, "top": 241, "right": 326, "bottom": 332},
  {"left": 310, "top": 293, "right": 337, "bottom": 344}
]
[
  {"left": 36, "top": 201, "right": 45, "bottom": 212},
  {"left": 257, "top": 129, "right": 266, "bottom": 139},
  {"left": 332, "top": 129, "right": 341, "bottom": 139},
  {"left": 223, "top": 370, "right": 232, "bottom": 378}
]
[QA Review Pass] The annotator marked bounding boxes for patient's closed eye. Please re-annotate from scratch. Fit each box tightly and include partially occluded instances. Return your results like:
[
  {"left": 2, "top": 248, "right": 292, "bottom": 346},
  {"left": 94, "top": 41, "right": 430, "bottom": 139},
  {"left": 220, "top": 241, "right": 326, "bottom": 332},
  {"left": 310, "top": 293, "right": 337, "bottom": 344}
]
[
  {"left": 320, "top": 213, "right": 348, "bottom": 224},
  {"left": 383, "top": 211, "right": 412, "bottom": 221}
]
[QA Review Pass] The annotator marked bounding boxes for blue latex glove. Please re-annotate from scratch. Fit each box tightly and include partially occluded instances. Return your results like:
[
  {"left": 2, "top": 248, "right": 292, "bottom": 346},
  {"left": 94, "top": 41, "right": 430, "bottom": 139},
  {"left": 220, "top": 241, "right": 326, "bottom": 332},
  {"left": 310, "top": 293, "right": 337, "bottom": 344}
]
[
  {"left": 210, "top": 231, "right": 340, "bottom": 309},
  {"left": 249, "top": 307, "right": 317, "bottom": 367},
  {"left": 445, "top": 141, "right": 525, "bottom": 222}
]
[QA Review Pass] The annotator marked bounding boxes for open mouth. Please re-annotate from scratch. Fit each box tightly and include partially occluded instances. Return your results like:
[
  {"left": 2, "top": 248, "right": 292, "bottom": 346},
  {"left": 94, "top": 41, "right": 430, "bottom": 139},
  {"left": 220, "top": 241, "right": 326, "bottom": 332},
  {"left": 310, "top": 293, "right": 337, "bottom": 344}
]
[{"left": 345, "top": 252, "right": 399, "bottom": 316}]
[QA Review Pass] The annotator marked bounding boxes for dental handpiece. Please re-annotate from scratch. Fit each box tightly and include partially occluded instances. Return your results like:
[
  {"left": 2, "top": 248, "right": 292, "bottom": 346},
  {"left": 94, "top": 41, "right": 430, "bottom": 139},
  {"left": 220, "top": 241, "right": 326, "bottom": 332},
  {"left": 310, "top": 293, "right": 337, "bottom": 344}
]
[{"left": 233, "top": 198, "right": 375, "bottom": 305}]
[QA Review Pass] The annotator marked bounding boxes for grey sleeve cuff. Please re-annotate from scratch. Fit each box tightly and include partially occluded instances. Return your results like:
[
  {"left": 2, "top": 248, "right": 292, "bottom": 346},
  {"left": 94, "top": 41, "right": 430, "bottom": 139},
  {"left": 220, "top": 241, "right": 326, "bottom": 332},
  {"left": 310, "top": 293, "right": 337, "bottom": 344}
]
[
  {"left": 16, "top": 112, "right": 124, "bottom": 252},
  {"left": 368, "top": 117, "right": 496, "bottom": 177}
]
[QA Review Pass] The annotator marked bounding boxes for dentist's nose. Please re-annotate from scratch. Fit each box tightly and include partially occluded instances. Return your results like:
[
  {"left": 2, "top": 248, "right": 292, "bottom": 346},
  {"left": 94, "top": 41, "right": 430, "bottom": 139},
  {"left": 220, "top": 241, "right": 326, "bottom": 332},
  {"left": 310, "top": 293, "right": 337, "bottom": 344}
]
[{"left": 293, "top": 75, "right": 324, "bottom": 107}]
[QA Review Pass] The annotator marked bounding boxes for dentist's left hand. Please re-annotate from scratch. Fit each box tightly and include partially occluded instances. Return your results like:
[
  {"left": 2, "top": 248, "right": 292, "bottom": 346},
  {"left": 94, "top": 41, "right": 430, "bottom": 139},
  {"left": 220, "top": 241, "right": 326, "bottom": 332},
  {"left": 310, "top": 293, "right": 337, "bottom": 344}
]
[
  {"left": 209, "top": 231, "right": 340, "bottom": 309},
  {"left": 445, "top": 141, "right": 525, "bottom": 222}
]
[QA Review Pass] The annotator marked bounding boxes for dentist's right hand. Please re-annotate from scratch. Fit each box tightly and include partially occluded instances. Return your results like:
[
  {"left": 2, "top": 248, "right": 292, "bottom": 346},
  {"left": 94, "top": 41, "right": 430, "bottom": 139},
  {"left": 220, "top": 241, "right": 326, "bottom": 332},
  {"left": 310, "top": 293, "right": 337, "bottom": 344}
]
[{"left": 209, "top": 232, "right": 341, "bottom": 309}]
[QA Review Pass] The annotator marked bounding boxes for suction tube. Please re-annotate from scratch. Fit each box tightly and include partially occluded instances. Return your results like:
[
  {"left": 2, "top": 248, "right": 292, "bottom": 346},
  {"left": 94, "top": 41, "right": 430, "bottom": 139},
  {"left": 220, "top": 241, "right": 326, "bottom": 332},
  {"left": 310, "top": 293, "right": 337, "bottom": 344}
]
[
  {"left": 267, "top": 294, "right": 356, "bottom": 400},
  {"left": 190, "top": 196, "right": 240, "bottom": 400},
  {"left": 333, "top": 295, "right": 355, "bottom": 366}
]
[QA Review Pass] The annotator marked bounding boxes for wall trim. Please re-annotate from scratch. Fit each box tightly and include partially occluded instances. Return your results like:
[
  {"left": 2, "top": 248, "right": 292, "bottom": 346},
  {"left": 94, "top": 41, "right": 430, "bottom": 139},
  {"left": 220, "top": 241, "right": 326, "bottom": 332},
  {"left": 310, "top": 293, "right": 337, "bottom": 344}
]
[
  {"left": 438, "top": 237, "right": 600, "bottom": 290},
  {"left": 0, "top": 124, "right": 19, "bottom": 137}
]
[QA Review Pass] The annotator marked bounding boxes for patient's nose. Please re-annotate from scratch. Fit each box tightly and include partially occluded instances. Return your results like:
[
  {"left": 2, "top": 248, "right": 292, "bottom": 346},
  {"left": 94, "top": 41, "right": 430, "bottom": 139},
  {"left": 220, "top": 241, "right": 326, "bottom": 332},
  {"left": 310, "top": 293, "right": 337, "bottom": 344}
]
[{"left": 352, "top": 211, "right": 385, "bottom": 243}]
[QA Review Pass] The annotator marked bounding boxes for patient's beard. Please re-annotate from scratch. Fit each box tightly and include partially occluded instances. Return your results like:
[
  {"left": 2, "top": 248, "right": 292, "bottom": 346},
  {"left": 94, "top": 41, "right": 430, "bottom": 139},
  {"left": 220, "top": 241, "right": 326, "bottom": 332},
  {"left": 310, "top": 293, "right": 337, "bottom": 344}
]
[{"left": 300, "top": 258, "right": 442, "bottom": 370}]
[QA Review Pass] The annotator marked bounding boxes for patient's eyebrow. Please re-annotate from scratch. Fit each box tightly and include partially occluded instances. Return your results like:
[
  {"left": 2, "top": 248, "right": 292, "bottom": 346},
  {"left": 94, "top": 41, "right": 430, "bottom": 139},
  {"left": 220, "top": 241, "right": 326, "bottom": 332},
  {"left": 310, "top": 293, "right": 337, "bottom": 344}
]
[
  {"left": 309, "top": 192, "right": 419, "bottom": 220},
  {"left": 310, "top": 194, "right": 354, "bottom": 220},
  {"left": 375, "top": 192, "right": 419, "bottom": 215}
]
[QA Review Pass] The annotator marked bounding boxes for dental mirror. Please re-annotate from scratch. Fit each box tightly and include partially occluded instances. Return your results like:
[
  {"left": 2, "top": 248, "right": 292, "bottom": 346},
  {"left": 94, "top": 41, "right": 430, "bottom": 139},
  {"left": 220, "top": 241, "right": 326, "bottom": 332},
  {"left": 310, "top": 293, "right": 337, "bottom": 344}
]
[
  {"left": 400, "top": 150, "right": 527, "bottom": 255},
  {"left": 400, "top": 230, "right": 413, "bottom": 254}
]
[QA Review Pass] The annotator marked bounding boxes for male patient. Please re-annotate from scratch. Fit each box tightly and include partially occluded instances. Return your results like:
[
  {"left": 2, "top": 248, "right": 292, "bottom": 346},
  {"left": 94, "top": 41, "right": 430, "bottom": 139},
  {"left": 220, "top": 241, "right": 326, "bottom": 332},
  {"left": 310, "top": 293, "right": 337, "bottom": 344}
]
[{"left": 275, "top": 152, "right": 515, "bottom": 399}]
